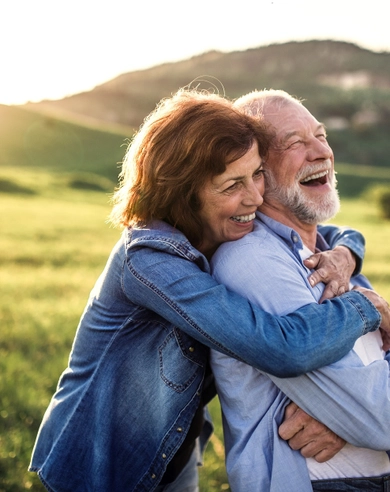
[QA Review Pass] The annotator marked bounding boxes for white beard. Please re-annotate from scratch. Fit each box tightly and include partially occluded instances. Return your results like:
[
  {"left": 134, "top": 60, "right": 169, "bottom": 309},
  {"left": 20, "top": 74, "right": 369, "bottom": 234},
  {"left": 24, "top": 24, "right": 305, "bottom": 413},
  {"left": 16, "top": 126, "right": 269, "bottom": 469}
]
[{"left": 264, "top": 166, "right": 340, "bottom": 224}]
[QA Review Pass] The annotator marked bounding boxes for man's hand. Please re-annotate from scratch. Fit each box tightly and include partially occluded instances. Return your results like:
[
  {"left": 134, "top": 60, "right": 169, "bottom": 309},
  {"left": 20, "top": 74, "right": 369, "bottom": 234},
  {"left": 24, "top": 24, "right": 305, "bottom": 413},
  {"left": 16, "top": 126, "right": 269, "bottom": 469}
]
[
  {"left": 305, "top": 246, "right": 355, "bottom": 302},
  {"left": 278, "top": 402, "right": 346, "bottom": 462}
]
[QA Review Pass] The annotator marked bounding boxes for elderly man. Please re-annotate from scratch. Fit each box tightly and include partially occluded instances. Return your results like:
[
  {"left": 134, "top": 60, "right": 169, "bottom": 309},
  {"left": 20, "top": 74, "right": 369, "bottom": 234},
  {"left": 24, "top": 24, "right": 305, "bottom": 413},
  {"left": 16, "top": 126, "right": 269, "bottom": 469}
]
[{"left": 210, "top": 90, "right": 390, "bottom": 491}]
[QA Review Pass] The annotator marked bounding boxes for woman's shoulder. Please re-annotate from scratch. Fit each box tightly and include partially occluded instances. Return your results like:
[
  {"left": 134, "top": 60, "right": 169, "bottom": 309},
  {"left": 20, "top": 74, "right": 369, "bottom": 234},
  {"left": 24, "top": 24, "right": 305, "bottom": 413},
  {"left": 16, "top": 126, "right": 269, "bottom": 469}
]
[{"left": 125, "top": 220, "right": 207, "bottom": 263}]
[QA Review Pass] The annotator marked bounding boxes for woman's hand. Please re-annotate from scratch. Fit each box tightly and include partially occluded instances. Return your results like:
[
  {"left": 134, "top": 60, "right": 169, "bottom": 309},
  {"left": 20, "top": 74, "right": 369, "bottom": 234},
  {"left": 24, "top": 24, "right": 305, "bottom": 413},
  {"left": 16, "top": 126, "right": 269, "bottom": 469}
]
[
  {"left": 380, "top": 329, "right": 390, "bottom": 352},
  {"left": 352, "top": 286, "right": 390, "bottom": 340},
  {"left": 305, "top": 246, "right": 355, "bottom": 302},
  {"left": 278, "top": 402, "right": 346, "bottom": 462}
]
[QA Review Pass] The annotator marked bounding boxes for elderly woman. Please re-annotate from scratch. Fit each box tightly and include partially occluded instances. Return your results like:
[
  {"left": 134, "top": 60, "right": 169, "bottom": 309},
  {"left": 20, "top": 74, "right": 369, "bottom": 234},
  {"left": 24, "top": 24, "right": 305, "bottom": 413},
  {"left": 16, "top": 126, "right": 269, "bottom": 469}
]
[{"left": 29, "top": 90, "right": 387, "bottom": 491}]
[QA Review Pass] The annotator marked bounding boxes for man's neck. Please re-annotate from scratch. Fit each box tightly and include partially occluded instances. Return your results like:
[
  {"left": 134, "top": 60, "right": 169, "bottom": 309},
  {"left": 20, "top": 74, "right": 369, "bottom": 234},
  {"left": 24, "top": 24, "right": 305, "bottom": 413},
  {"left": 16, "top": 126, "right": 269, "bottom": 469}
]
[{"left": 259, "top": 203, "right": 317, "bottom": 252}]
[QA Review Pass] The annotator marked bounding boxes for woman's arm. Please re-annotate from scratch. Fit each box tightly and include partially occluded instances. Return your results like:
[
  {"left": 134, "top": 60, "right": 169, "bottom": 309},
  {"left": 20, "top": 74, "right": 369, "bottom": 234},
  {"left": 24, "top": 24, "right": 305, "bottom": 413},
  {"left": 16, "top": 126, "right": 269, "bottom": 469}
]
[{"left": 125, "top": 244, "right": 381, "bottom": 378}]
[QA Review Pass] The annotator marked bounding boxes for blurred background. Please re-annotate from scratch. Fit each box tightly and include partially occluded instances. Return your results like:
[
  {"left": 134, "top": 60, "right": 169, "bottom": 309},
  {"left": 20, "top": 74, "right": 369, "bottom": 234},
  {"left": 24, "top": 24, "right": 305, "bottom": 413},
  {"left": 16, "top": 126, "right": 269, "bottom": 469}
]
[{"left": 2, "top": 1, "right": 390, "bottom": 490}]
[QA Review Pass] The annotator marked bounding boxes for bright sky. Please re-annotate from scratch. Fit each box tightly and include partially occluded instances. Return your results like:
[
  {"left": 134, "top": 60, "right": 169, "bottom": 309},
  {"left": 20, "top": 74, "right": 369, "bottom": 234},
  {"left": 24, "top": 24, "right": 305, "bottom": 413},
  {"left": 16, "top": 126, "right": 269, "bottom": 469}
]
[{"left": 2, "top": 0, "right": 389, "bottom": 105}]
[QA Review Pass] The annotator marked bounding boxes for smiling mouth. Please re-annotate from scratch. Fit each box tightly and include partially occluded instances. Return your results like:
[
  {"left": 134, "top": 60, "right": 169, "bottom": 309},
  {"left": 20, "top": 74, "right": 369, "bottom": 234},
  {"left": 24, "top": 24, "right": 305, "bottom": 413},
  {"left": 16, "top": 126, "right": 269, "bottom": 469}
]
[
  {"left": 300, "top": 170, "right": 329, "bottom": 186},
  {"left": 230, "top": 212, "right": 256, "bottom": 223}
]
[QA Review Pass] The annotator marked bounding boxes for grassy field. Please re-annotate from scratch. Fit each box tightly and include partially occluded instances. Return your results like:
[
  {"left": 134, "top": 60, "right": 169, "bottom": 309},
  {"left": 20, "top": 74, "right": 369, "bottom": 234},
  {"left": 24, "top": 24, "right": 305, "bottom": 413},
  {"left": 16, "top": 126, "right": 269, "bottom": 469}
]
[{"left": 1, "top": 166, "right": 390, "bottom": 491}]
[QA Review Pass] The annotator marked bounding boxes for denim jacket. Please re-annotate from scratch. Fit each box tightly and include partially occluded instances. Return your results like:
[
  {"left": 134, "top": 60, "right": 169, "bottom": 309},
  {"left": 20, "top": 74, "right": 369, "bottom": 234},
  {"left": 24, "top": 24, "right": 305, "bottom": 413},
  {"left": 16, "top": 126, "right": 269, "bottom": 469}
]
[{"left": 29, "top": 220, "right": 380, "bottom": 491}]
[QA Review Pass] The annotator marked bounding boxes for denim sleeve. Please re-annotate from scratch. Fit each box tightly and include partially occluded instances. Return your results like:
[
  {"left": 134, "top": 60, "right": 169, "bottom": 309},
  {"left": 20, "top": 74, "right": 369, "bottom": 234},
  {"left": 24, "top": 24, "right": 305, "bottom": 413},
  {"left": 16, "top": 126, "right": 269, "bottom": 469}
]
[
  {"left": 318, "top": 224, "right": 365, "bottom": 275},
  {"left": 125, "top": 246, "right": 380, "bottom": 378}
]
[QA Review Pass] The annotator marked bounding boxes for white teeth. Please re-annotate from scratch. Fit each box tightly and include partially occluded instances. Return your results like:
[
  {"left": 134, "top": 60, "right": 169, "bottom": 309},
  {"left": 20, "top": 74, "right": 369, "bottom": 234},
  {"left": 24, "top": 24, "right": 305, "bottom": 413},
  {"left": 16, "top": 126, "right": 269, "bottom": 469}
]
[
  {"left": 300, "top": 170, "right": 329, "bottom": 183},
  {"left": 231, "top": 212, "right": 256, "bottom": 223}
]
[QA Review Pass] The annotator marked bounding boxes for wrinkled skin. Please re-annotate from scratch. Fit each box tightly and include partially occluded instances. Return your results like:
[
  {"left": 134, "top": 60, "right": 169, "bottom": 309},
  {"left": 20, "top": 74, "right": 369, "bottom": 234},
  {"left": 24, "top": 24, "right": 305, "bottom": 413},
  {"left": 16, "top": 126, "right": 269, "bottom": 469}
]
[
  {"left": 305, "top": 246, "right": 355, "bottom": 302},
  {"left": 353, "top": 286, "right": 390, "bottom": 350},
  {"left": 279, "top": 402, "right": 346, "bottom": 462}
]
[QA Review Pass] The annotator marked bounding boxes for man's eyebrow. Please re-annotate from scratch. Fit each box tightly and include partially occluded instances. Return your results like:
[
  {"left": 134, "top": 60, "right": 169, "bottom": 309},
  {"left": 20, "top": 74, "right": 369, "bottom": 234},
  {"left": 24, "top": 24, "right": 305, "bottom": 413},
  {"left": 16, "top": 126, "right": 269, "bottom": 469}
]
[{"left": 279, "top": 124, "right": 327, "bottom": 145}]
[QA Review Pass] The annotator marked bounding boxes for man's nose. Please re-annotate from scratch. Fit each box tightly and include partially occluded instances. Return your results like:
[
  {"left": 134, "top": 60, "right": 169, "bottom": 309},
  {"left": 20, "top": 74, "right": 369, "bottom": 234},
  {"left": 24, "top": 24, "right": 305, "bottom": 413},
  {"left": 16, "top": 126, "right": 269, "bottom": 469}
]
[{"left": 307, "top": 137, "right": 333, "bottom": 161}]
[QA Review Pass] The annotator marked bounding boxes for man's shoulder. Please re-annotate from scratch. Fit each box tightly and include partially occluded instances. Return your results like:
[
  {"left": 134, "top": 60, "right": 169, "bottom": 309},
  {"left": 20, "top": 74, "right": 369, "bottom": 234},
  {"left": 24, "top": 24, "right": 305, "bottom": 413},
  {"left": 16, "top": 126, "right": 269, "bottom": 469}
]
[
  {"left": 211, "top": 219, "right": 292, "bottom": 283},
  {"left": 212, "top": 220, "right": 271, "bottom": 264}
]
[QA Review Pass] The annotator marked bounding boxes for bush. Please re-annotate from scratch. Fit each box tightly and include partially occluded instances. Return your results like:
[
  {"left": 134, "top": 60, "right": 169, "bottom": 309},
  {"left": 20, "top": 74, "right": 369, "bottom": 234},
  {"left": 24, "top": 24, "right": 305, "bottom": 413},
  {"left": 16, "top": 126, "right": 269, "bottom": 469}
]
[
  {"left": 65, "top": 172, "right": 115, "bottom": 192},
  {"left": 0, "top": 178, "right": 36, "bottom": 195},
  {"left": 379, "top": 190, "right": 390, "bottom": 219},
  {"left": 364, "top": 185, "right": 390, "bottom": 219}
]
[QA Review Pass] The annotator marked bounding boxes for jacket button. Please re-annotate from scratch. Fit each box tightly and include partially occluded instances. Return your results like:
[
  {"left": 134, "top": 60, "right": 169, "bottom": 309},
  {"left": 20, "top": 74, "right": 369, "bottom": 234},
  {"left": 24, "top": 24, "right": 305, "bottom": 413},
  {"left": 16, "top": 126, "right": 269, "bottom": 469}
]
[
  {"left": 162, "top": 453, "right": 167, "bottom": 459},
  {"left": 151, "top": 474, "right": 156, "bottom": 479},
  {"left": 189, "top": 346, "right": 195, "bottom": 352},
  {"left": 177, "top": 427, "right": 183, "bottom": 432}
]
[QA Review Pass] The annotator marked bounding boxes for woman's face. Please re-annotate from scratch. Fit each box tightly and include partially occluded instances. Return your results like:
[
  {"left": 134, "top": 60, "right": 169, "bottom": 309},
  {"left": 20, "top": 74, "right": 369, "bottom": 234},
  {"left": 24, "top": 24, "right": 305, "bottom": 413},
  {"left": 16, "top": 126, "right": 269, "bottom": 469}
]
[{"left": 197, "top": 141, "right": 265, "bottom": 258}]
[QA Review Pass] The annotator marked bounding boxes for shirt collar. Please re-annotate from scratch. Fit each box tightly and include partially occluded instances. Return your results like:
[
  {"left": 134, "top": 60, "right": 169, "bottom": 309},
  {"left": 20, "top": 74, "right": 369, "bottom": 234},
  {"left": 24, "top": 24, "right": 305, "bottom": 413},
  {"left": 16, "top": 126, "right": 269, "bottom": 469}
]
[{"left": 256, "top": 211, "right": 330, "bottom": 253}]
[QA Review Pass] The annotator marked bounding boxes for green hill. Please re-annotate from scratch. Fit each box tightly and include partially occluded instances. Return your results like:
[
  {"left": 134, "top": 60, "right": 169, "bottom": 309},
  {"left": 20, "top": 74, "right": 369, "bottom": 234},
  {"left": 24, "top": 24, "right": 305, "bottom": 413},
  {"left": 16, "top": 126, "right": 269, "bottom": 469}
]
[
  {"left": 0, "top": 104, "right": 128, "bottom": 184},
  {"left": 24, "top": 40, "right": 390, "bottom": 130},
  {"left": 21, "top": 40, "right": 390, "bottom": 170},
  {"left": 2, "top": 99, "right": 390, "bottom": 199}
]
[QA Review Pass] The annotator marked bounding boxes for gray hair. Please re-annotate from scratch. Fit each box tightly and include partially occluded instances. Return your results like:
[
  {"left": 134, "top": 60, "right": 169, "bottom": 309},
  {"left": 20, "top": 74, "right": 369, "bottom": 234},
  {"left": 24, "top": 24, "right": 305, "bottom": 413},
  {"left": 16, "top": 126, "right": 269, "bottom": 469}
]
[{"left": 234, "top": 89, "right": 303, "bottom": 119}]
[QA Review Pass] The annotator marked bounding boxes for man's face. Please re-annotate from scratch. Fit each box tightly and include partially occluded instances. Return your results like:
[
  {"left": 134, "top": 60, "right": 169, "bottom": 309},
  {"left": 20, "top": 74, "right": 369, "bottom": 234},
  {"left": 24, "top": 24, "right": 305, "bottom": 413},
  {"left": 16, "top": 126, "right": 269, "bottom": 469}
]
[{"left": 262, "top": 102, "right": 340, "bottom": 225}]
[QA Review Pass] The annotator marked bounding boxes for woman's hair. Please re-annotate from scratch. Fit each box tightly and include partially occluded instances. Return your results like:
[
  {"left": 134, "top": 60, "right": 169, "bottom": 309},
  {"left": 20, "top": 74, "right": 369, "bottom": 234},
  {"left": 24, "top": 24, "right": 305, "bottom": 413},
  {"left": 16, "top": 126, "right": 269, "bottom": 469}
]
[{"left": 110, "top": 89, "right": 270, "bottom": 246}]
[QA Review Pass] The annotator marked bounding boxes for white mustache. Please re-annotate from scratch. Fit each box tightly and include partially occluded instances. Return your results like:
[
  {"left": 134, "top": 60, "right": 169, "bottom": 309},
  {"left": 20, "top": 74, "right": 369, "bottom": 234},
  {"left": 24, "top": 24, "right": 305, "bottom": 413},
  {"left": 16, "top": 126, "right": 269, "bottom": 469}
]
[{"left": 296, "top": 161, "right": 333, "bottom": 181}]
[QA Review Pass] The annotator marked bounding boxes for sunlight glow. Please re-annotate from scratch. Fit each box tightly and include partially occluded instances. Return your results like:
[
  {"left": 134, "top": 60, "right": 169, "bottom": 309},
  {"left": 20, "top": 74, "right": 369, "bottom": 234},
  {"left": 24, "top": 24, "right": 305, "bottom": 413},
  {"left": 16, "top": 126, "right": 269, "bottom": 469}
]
[{"left": 1, "top": 0, "right": 389, "bottom": 105}]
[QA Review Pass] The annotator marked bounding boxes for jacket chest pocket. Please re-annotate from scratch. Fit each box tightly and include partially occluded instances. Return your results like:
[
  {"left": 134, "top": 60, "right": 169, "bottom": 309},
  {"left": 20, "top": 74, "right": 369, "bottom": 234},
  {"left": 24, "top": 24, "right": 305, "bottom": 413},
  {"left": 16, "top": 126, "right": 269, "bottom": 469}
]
[{"left": 159, "top": 331, "right": 204, "bottom": 393}]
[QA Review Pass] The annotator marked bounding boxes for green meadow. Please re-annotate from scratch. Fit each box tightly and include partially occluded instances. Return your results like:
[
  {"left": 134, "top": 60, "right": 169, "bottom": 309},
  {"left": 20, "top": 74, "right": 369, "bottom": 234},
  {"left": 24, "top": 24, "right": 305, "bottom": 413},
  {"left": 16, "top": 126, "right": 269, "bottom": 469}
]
[{"left": 2, "top": 105, "right": 390, "bottom": 491}]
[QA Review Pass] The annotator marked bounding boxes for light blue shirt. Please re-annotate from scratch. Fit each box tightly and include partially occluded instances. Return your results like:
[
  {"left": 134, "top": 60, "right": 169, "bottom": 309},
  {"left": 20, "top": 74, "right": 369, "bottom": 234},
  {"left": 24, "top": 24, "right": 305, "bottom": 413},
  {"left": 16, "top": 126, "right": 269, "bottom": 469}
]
[{"left": 211, "top": 213, "right": 390, "bottom": 492}]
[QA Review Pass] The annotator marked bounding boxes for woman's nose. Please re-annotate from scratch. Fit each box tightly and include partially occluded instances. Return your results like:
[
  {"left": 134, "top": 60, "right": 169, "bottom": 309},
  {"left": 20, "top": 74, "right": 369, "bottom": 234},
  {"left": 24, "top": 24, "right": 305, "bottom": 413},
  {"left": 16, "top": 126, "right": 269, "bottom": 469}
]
[{"left": 243, "top": 180, "right": 264, "bottom": 207}]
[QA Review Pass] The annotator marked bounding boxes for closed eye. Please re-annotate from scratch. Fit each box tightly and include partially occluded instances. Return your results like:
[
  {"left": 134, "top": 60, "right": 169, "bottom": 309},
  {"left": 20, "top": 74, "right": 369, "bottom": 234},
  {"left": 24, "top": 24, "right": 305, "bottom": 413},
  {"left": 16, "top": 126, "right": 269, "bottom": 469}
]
[
  {"left": 286, "top": 140, "right": 303, "bottom": 149},
  {"left": 223, "top": 181, "right": 241, "bottom": 193},
  {"left": 254, "top": 168, "right": 266, "bottom": 179}
]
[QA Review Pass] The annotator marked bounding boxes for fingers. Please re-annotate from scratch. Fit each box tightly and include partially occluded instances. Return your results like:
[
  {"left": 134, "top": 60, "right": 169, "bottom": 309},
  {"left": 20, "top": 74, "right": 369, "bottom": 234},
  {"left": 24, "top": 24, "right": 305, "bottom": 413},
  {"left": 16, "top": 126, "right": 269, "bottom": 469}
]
[
  {"left": 297, "top": 435, "right": 346, "bottom": 462},
  {"left": 307, "top": 268, "right": 325, "bottom": 288},
  {"left": 380, "top": 328, "right": 390, "bottom": 351},
  {"left": 304, "top": 255, "right": 320, "bottom": 271},
  {"left": 278, "top": 402, "right": 302, "bottom": 440},
  {"left": 305, "top": 247, "right": 354, "bottom": 294},
  {"left": 279, "top": 405, "right": 346, "bottom": 462},
  {"left": 354, "top": 287, "right": 390, "bottom": 333},
  {"left": 318, "top": 281, "right": 346, "bottom": 303}
]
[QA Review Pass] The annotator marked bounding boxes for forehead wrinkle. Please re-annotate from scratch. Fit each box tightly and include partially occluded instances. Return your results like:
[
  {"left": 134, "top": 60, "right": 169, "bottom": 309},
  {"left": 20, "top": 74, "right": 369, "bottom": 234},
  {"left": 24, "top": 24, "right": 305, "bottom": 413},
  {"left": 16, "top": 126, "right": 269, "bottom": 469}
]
[{"left": 279, "top": 122, "right": 326, "bottom": 146}]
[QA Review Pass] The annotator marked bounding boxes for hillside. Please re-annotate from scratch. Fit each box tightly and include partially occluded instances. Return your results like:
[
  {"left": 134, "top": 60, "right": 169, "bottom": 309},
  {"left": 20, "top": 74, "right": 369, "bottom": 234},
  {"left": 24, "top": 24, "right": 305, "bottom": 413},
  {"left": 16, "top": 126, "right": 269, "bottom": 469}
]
[
  {"left": 0, "top": 104, "right": 128, "bottom": 183},
  {"left": 25, "top": 40, "right": 390, "bottom": 129},
  {"left": 22, "top": 40, "right": 390, "bottom": 169}
]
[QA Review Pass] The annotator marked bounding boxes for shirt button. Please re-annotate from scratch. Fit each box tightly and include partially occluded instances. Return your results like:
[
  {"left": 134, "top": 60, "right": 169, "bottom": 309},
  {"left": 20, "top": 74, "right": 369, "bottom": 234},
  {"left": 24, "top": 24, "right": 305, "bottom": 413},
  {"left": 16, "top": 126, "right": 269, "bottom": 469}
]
[{"left": 292, "top": 235, "right": 299, "bottom": 243}]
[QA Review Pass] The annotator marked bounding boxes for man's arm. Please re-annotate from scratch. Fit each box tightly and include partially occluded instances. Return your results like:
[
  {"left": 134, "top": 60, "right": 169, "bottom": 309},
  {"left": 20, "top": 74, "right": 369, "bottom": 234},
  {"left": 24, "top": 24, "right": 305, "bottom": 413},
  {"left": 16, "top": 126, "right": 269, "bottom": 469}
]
[
  {"left": 211, "top": 234, "right": 390, "bottom": 451},
  {"left": 270, "top": 352, "right": 390, "bottom": 450}
]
